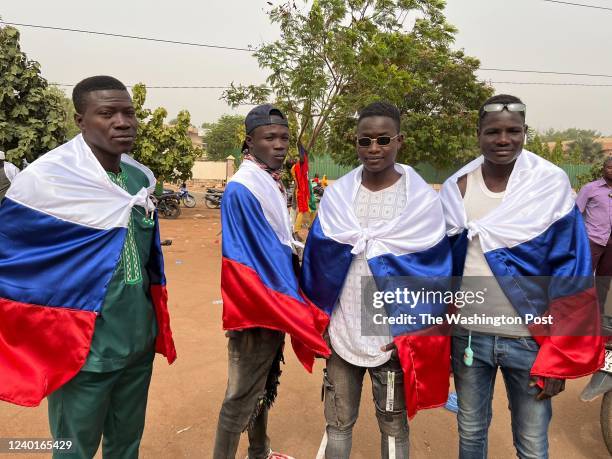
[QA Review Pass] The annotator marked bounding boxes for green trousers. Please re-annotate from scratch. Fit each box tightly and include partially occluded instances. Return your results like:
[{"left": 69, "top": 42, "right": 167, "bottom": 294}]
[{"left": 48, "top": 352, "right": 154, "bottom": 459}]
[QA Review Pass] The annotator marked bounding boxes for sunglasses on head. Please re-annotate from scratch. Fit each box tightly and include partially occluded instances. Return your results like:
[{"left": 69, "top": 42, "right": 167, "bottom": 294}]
[
  {"left": 480, "top": 103, "right": 526, "bottom": 118},
  {"left": 357, "top": 134, "right": 400, "bottom": 147}
]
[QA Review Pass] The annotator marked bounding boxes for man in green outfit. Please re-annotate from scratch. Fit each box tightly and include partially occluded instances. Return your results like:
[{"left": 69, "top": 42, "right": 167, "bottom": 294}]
[
  {"left": 44, "top": 75, "right": 165, "bottom": 459},
  {"left": 0, "top": 74, "right": 176, "bottom": 459}
]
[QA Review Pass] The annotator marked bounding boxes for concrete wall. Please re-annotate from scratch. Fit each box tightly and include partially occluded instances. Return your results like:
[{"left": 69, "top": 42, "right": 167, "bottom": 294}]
[
  {"left": 190, "top": 158, "right": 235, "bottom": 186},
  {"left": 192, "top": 161, "right": 227, "bottom": 180}
]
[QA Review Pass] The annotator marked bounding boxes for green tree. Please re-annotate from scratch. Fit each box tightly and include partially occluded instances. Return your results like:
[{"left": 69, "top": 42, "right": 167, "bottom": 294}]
[
  {"left": 47, "top": 85, "right": 80, "bottom": 140},
  {"left": 541, "top": 128, "right": 601, "bottom": 143},
  {"left": 201, "top": 114, "right": 245, "bottom": 160},
  {"left": 567, "top": 136, "right": 603, "bottom": 164},
  {"left": 525, "top": 128, "right": 549, "bottom": 160},
  {"left": 0, "top": 25, "right": 67, "bottom": 164},
  {"left": 130, "top": 83, "right": 202, "bottom": 184},
  {"left": 576, "top": 162, "right": 602, "bottom": 189},
  {"left": 223, "top": 0, "right": 491, "bottom": 168},
  {"left": 550, "top": 140, "right": 565, "bottom": 164}
]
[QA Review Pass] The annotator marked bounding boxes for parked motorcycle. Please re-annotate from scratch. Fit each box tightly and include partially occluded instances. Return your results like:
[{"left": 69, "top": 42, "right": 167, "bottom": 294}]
[
  {"left": 581, "top": 314, "right": 612, "bottom": 454},
  {"left": 177, "top": 189, "right": 197, "bottom": 208},
  {"left": 152, "top": 192, "right": 182, "bottom": 219},
  {"left": 204, "top": 187, "right": 224, "bottom": 209}
]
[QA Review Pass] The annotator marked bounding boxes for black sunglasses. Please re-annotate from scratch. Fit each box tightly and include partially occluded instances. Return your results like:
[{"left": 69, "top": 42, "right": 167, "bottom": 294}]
[{"left": 357, "top": 134, "right": 400, "bottom": 147}]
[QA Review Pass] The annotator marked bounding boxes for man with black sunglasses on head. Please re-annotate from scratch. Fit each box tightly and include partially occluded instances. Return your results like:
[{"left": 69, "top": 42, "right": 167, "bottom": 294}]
[{"left": 440, "top": 94, "right": 603, "bottom": 458}]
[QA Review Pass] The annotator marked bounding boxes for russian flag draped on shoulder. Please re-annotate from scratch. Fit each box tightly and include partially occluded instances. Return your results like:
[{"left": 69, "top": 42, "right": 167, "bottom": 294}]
[
  {"left": 440, "top": 149, "right": 604, "bottom": 381},
  {"left": 301, "top": 164, "right": 453, "bottom": 419},
  {"left": 3, "top": 161, "right": 19, "bottom": 181},
  {"left": 220, "top": 159, "right": 330, "bottom": 371},
  {"left": 0, "top": 134, "right": 176, "bottom": 407}
]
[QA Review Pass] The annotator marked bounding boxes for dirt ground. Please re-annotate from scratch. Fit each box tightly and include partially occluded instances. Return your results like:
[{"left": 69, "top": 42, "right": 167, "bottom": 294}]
[{"left": 0, "top": 205, "right": 609, "bottom": 459}]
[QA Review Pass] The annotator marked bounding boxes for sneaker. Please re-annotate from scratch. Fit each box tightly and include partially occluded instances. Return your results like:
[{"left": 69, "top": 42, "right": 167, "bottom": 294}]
[
  {"left": 244, "top": 450, "right": 296, "bottom": 459},
  {"left": 267, "top": 452, "right": 296, "bottom": 459}
]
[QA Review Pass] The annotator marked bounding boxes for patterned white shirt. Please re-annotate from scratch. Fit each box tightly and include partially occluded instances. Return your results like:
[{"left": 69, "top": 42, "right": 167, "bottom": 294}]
[{"left": 329, "top": 175, "right": 407, "bottom": 367}]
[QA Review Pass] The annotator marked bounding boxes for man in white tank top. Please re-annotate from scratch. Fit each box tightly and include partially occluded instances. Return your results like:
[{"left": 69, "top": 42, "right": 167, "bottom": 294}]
[{"left": 448, "top": 95, "right": 564, "bottom": 459}]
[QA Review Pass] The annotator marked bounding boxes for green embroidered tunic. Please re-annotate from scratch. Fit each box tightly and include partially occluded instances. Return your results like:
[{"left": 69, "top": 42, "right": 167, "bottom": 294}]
[{"left": 82, "top": 162, "right": 158, "bottom": 372}]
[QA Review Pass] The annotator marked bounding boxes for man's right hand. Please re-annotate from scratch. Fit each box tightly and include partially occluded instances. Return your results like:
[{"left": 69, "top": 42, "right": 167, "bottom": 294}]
[{"left": 381, "top": 341, "right": 398, "bottom": 359}]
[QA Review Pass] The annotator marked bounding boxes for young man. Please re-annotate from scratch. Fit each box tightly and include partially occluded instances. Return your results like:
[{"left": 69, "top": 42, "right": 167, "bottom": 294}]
[
  {"left": 214, "top": 104, "right": 329, "bottom": 459},
  {"left": 577, "top": 158, "right": 612, "bottom": 309},
  {"left": 301, "top": 102, "right": 452, "bottom": 459},
  {"left": 0, "top": 76, "right": 176, "bottom": 459},
  {"left": 0, "top": 150, "right": 20, "bottom": 200},
  {"left": 440, "top": 94, "right": 604, "bottom": 458}
]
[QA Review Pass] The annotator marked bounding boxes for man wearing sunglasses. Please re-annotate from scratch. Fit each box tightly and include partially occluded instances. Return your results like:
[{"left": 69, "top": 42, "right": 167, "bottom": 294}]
[
  {"left": 301, "top": 102, "right": 453, "bottom": 458},
  {"left": 441, "top": 94, "right": 603, "bottom": 458}
]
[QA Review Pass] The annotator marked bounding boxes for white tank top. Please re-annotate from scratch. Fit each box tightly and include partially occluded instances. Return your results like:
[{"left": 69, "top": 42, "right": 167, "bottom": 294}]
[{"left": 459, "top": 166, "right": 530, "bottom": 337}]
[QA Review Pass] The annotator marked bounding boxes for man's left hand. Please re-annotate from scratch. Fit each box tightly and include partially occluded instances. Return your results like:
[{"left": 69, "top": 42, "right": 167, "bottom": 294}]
[{"left": 529, "top": 377, "right": 565, "bottom": 400}]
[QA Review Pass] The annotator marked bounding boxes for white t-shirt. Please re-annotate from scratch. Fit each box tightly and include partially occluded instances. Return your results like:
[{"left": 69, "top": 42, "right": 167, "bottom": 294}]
[
  {"left": 459, "top": 165, "right": 530, "bottom": 337},
  {"left": 329, "top": 175, "right": 407, "bottom": 367}
]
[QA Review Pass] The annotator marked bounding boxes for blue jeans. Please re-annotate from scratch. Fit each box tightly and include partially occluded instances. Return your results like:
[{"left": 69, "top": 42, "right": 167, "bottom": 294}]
[{"left": 452, "top": 332, "right": 552, "bottom": 459}]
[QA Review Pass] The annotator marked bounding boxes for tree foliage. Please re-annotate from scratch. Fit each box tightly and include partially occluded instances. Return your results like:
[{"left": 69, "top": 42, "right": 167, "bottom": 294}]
[
  {"left": 528, "top": 127, "right": 603, "bottom": 165},
  {"left": 47, "top": 85, "right": 81, "bottom": 140},
  {"left": 541, "top": 128, "right": 602, "bottom": 143},
  {"left": 540, "top": 127, "right": 603, "bottom": 164},
  {"left": 550, "top": 140, "right": 564, "bottom": 164},
  {"left": 0, "top": 25, "right": 68, "bottom": 164},
  {"left": 576, "top": 163, "right": 602, "bottom": 190},
  {"left": 223, "top": 0, "right": 492, "bottom": 168},
  {"left": 131, "top": 84, "right": 202, "bottom": 183},
  {"left": 201, "top": 114, "right": 245, "bottom": 160},
  {"left": 525, "top": 128, "right": 550, "bottom": 160},
  {"left": 566, "top": 136, "right": 603, "bottom": 164}
]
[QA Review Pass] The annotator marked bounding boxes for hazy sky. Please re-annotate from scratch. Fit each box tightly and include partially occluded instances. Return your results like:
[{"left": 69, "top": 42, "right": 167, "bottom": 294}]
[{"left": 2, "top": 0, "right": 611, "bottom": 134}]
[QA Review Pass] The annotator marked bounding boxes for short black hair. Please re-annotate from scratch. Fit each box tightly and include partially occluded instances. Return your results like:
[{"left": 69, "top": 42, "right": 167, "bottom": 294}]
[
  {"left": 72, "top": 75, "right": 128, "bottom": 113},
  {"left": 358, "top": 101, "right": 401, "bottom": 132},
  {"left": 478, "top": 94, "right": 526, "bottom": 127}
]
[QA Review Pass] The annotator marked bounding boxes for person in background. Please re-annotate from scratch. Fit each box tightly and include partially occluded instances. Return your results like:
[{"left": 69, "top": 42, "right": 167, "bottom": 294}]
[{"left": 577, "top": 157, "right": 612, "bottom": 309}]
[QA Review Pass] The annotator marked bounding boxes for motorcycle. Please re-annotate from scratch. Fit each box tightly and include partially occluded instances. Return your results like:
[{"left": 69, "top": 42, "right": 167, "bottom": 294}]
[
  {"left": 177, "top": 189, "right": 197, "bottom": 208},
  {"left": 581, "top": 313, "right": 612, "bottom": 454},
  {"left": 152, "top": 191, "right": 182, "bottom": 219},
  {"left": 204, "top": 187, "right": 224, "bottom": 209}
]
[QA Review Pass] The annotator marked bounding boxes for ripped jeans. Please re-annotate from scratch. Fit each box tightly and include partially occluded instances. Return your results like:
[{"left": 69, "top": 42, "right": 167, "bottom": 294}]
[
  {"left": 213, "top": 328, "right": 285, "bottom": 459},
  {"left": 322, "top": 347, "right": 409, "bottom": 459}
]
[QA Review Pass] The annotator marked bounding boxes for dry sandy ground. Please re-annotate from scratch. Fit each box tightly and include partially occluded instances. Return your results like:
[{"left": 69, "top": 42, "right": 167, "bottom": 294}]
[{"left": 0, "top": 206, "right": 609, "bottom": 459}]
